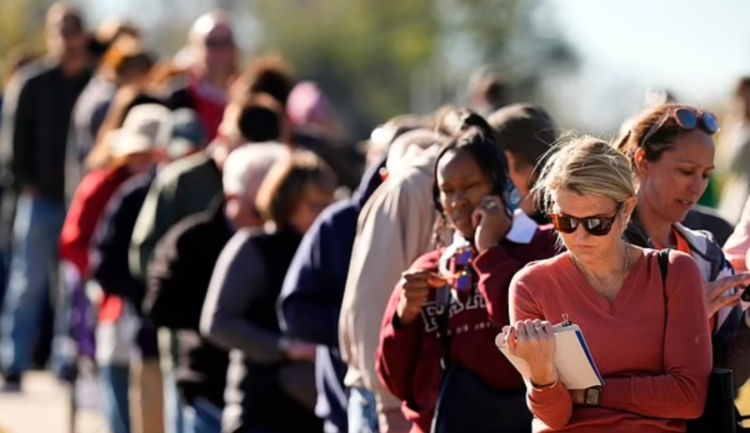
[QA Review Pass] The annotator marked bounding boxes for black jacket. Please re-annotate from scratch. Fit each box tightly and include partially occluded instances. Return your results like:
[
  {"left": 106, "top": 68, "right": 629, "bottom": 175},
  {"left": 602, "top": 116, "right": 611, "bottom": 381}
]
[
  {"left": 91, "top": 172, "right": 152, "bottom": 305},
  {"left": 144, "top": 199, "right": 233, "bottom": 407},
  {"left": 90, "top": 171, "right": 160, "bottom": 359},
  {"left": 0, "top": 59, "right": 92, "bottom": 201},
  {"left": 204, "top": 226, "right": 321, "bottom": 433}
]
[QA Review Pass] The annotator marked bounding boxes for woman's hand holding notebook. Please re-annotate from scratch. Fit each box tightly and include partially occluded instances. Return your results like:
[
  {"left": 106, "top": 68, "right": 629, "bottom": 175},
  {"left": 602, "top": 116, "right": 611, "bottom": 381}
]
[{"left": 495, "top": 319, "right": 603, "bottom": 390}]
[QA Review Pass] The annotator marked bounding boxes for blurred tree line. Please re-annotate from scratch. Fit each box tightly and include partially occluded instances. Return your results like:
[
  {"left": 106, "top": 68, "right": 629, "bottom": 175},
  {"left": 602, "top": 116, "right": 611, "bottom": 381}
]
[
  {"left": 0, "top": 0, "right": 578, "bottom": 138},
  {"left": 0, "top": 0, "right": 49, "bottom": 83}
]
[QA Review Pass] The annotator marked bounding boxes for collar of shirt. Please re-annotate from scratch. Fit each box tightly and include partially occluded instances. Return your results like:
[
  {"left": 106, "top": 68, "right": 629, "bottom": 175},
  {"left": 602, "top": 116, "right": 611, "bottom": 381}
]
[{"left": 438, "top": 209, "right": 539, "bottom": 275}]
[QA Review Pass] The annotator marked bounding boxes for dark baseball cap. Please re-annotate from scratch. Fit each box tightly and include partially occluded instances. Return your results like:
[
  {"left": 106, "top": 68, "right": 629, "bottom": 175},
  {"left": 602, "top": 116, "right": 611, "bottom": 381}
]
[{"left": 168, "top": 108, "right": 208, "bottom": 158}]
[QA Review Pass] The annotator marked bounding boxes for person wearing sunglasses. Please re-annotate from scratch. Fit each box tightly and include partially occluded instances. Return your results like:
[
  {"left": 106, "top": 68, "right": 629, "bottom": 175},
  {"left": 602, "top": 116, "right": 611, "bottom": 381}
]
[
  {"left": 165, "top": 11, "right": 239, "bottom": 141},
  {"left": 617, "top": 104, "right": 750, "bottom": 391},
  {"left": 376, "top": 110, "right": 557, "bottom": 433},
  {"left": 506, "top": 136, "right": 711, "bottom": 432}
]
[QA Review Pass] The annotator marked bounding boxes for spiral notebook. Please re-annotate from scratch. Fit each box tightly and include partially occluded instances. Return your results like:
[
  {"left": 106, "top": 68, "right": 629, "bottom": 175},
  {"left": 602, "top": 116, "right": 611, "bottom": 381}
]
[{"left": 494, "top": 320, "right": 603, "bottom": 390}]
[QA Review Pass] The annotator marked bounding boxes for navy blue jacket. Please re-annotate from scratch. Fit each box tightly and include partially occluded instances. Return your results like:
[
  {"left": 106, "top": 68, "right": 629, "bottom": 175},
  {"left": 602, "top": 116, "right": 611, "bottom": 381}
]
[{"left": 278, "top": 156, "right": 386, "bottom": 432}]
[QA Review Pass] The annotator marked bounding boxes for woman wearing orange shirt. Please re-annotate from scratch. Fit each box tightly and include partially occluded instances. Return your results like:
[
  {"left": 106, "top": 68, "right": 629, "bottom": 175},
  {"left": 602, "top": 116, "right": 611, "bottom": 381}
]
[{"left": 617, "top": 104, "right": 750, "bottom": 389}]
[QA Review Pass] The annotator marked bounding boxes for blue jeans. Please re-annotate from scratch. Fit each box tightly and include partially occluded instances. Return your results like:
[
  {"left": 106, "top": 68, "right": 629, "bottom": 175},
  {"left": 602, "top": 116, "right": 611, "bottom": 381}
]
[
  {"left": 183, "top": 397, "right": 222, "bottom": 433},
  {"left": 164, "top": 369, "right": 185, "bottom": 433},
  {"left": 100, "top": 364, "right": 131, "bottom": 433},
  {"left": 0, "top": 193, "right": 65, "bottom": 376},
  {"left": 50, "top": 262, "right": 79, "bottom": 381},
  {"left": 347, "top": 387, "right": 379, "bottom": 433}
]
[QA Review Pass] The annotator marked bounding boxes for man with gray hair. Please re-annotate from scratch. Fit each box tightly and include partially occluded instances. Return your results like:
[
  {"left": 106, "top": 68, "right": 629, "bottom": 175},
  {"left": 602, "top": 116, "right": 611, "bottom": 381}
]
[
  {"left": 145, "top": 143, "right": 287, "bottom": 433},
  {"left": 221, "top": 143, "right": 289, "bottom": 228},
  {"left": 131, "top": 86, "right": 287, "bottom": 433}
]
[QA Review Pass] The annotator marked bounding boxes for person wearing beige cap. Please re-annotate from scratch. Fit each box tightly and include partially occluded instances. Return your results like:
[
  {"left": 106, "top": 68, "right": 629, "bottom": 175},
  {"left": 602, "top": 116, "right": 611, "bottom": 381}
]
[
  {"left": 59, "top": 103, "right": 169, "bottom": 345},
  {"left": 58, "top": 123, "right": 162, "bottom": 433},
  {"left": 60, "top": 128, "right": 160, "bottom": 299},
  {"left": 54, "top": 102, "right": 171, "bottom": 433}
]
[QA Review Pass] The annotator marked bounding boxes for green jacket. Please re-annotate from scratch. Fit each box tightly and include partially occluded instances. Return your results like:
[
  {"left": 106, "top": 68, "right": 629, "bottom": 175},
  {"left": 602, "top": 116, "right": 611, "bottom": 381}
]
[{"left": 129, "top": 152, "right": 223, "bottom": 281}]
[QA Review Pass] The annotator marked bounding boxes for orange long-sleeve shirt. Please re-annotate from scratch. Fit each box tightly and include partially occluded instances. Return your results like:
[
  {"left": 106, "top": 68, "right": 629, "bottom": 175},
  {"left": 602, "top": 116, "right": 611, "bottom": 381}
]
[{"left": 509, "top": 249, "right": 711, "bottom": 433}]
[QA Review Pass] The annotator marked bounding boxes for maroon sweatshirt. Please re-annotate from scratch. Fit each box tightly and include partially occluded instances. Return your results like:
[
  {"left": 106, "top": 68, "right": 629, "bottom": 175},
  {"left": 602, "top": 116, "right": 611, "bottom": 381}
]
[{"left": 376, "top": 227, "right": 558, "bottom": 433}]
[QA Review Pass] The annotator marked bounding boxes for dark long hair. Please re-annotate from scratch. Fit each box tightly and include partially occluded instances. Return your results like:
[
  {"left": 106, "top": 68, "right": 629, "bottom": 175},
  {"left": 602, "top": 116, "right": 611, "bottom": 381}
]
[{"left": 431, "top": 109, "right": 514, "bottom": 245}]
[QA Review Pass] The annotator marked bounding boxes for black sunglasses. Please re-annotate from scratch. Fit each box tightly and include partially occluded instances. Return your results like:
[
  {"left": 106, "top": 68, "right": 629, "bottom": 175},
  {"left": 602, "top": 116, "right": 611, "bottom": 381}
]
[
  {"left": 640, "top": 107, "right": 719, "bottom": 147},
  {"left": 550, "top": 203, "right": 623, "bottom": 237}
]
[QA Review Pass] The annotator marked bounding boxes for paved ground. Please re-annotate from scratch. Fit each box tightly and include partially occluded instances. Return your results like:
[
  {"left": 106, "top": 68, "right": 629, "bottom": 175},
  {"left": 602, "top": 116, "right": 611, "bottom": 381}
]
[
  {"left": 1, "top": 370, "right": 750, "bottom": 432},
  {"left": 0, "top": 372, "right": 109, "bottom": 433}
]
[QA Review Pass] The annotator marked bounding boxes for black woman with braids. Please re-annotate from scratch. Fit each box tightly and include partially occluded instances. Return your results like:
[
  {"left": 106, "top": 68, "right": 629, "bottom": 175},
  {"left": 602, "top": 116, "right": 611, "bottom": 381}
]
[{"left": 376, "top": 109, "right": 558, "bottom": 433}]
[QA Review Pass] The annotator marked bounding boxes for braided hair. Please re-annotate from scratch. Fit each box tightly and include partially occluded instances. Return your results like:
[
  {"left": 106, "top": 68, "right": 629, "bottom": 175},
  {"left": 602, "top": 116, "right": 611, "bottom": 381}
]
[{"left": 431, "top": 109, "right": 517, "bottom": 247}]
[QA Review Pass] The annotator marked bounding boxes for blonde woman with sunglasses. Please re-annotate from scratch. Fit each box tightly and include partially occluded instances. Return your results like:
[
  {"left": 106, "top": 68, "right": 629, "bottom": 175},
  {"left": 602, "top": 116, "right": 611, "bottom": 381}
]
[{"left": 506, "top": 136, "right": 711, "bottom": 432}]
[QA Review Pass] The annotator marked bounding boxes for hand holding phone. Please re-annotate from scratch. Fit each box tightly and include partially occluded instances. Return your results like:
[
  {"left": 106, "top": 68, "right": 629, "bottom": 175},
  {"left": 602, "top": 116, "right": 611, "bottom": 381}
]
[
  {"left": 472, "top": 196, "right": 511, "bottom": 253},
  {"left": 706, "top": 273, "right": 750, "bottom": 316}
]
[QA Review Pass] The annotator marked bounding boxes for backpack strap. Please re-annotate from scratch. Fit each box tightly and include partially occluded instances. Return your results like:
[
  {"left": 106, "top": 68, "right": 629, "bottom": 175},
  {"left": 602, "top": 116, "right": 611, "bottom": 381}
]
[
  {"left": 436, "top": 307, "right": 452, "bottom": 370},
  {"left": 657, "top": 249, "right": 670, "bottom": 289},
  {"left": 656, "top": 249, "right": 671, "bottom": 374}
]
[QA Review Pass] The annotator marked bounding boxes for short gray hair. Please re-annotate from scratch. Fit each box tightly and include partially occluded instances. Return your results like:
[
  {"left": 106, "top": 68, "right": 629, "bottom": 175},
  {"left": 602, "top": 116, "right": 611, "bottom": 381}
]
[{"left": 222, "top": 142, "right": 289, "bottom": 205}]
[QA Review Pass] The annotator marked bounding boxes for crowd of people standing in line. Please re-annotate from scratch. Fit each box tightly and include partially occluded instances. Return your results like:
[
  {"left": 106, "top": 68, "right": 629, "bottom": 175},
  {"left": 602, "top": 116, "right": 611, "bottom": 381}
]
[{"left": 4, "top": 2, "right": 750, "bottom": 433}]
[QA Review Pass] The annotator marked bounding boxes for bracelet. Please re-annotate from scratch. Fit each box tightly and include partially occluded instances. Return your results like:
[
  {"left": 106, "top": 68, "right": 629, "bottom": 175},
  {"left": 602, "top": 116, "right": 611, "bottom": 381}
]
[{"left": 529, "top": 377, "right": 559, "bottom": 391}]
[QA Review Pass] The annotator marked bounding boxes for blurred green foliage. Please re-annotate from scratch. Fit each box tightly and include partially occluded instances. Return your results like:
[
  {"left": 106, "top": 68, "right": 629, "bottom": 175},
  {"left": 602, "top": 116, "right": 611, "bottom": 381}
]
[
  {"left": 249, "top": 0, "right": 575, "bottom": 135},
  {"left": 251, "top": 0, "right": 442, "bottom": 133},
  {"left": 0, "top": 0, "right": 49, "bottom": 84},
  {"left": 0, "top": 0, "right": 576, "bottom": 137}
]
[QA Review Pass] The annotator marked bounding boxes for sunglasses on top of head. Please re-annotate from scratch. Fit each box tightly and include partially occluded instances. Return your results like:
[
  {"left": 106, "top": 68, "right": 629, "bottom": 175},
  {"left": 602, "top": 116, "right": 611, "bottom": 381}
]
[
  {"left": 640, "top": 107, "right": 719, "bottom": 147},
  {"left": 550, "top": 203, "right": 623, "bottom": 237}
]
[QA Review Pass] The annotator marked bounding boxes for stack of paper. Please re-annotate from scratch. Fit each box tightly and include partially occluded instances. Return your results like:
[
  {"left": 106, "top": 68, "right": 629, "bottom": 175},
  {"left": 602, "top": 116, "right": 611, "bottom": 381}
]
[{"left": 495, "top": 323, "right": 603, "bottom": 390}]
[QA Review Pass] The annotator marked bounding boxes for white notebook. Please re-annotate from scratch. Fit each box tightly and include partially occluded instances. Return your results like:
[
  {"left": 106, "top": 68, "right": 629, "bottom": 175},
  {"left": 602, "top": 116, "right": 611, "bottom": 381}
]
[{"left": 494, "top": 323, "right": 603, "bottom": 390}]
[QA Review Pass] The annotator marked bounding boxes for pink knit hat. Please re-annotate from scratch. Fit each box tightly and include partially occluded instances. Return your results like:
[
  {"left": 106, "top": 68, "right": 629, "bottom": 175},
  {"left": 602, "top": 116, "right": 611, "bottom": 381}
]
[{"left": 286, "top": 81, "right": 333, "bottom": 126}]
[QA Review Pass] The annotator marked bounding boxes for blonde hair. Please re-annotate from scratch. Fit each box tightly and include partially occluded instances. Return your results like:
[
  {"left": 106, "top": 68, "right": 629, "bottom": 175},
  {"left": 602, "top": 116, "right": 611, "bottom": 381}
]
[{"left": 533, "top": 135, "right": 635, "bottom": 213}]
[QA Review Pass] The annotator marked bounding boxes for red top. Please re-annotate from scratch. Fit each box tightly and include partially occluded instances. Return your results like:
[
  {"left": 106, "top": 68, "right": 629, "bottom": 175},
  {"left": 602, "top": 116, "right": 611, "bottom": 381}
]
[
  {"left": 60, "top": 166, "right": 132, "bottom": 278},
  {"left": 376, "top": 228, "right": 558, "bottom": 433},
  {"left": 188, "top": 75, "right": 226, "bottom": 141},
  {"left": 510, "top": 249, "right": 712, "bottom": 433}
]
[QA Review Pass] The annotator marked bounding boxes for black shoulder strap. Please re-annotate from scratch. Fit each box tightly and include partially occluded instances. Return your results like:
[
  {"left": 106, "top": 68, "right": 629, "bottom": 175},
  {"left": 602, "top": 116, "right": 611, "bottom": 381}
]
[
  {"left": 436, "top": 308, "right": 452, "bottom": 370},
  {"left": 657, "top": 249, "right": 670, "bottom": 288},
  {"left": 656, "top": 249, "right": 671, "bottom": 374}
]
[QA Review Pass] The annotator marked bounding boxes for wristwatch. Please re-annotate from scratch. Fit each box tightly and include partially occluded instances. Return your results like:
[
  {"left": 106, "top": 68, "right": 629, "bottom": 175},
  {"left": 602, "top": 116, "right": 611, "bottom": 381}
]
[{"left": 584, "top": 386, "right": 602, "bottom": 407}]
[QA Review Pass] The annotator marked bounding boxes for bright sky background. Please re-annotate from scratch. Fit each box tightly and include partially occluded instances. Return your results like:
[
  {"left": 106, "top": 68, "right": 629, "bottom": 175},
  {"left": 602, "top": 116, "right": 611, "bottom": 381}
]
[
  {"left": 544, "top": 0, "right": 750, "bottom": 131},
  {"left": 76, "top": 0, "right": 750, "bottom": 132}
]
